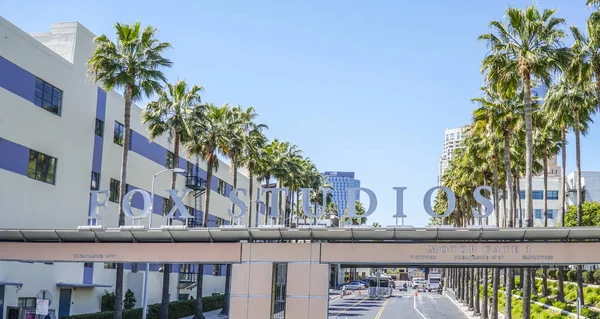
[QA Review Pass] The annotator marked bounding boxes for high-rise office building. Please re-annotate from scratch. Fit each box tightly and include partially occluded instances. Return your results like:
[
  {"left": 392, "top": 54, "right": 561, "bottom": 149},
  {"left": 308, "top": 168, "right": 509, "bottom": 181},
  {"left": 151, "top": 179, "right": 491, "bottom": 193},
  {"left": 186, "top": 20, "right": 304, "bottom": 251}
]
[
  {"left": 438, "top": 126, "right": 468, "bottom": 184},
  {"left": 322, "top": 171, "right": 361, "bottom": 214}
]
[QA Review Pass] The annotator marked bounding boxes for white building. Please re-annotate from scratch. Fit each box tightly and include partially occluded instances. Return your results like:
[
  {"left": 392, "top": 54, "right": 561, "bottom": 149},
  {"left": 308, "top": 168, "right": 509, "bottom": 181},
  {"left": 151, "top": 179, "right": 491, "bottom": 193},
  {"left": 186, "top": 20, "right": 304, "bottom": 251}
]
[
  {"left": 567, "top": 171, "right": 600, "bottom": 205},
  {"left": 0, "top": 17, "right": 266, "bottom": 318},
  {"left": 438, "top": 126, "right": 468, "bottom": 184}
]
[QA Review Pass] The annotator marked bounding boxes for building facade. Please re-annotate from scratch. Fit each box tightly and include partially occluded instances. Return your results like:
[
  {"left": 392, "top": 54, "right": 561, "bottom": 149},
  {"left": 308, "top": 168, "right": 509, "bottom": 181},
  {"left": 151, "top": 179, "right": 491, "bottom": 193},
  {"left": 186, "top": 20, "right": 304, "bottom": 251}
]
[
  {"left": 438, "top": 126, "right": 468, "bottom": 184},
  {"left": 321, "top": 171, "right": 360, "bottom": 214},
  {"left": 0, "top": 18, "right": 265, "bottom": 318},
  {"left": 567, "top": 171, "right": 600, "bottom": 205}
]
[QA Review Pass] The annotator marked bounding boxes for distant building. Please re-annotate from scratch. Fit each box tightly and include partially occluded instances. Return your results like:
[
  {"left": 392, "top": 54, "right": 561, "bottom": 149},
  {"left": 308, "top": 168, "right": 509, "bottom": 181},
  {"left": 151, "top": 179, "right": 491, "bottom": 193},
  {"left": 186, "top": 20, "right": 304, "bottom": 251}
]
[
  {"left": 567, "top": 171, "right": 600, "bottom": 205},
  {"left": 322, "top": 171, "right": 361, "bottom": 214},
  {"left": 438, "top": 126, "right": 468, "bottom": 184}
]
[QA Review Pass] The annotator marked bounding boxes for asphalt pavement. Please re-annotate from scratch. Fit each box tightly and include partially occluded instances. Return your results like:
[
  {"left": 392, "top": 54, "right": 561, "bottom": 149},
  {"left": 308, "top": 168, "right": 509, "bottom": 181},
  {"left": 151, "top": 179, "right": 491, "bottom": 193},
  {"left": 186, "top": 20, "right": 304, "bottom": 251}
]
[{"left": 328, "top": 289, "right": 468, "bottom": 319}]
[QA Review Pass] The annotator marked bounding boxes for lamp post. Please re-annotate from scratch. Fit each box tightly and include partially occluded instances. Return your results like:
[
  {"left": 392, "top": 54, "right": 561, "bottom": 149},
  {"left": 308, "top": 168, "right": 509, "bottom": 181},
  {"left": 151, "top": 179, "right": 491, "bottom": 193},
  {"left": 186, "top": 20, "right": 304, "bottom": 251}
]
[{"left": 141, "top": 167, "right": 185, "bottom": 319}]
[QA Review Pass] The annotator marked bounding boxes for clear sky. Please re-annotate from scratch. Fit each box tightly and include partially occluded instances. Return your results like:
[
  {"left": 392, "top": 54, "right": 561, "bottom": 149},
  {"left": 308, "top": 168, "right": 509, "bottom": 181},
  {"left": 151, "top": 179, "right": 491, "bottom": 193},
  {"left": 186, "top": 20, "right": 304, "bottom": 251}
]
[{"left": 1, "top": 1, "right": 599, "bottom": 227}]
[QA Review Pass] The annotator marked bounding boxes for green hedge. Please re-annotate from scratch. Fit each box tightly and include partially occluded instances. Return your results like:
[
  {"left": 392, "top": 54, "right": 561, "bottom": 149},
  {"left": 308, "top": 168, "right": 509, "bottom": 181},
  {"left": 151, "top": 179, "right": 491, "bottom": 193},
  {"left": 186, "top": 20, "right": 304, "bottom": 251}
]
[{"left": 63, "top": 295, "right": 224, "bottom": 319}]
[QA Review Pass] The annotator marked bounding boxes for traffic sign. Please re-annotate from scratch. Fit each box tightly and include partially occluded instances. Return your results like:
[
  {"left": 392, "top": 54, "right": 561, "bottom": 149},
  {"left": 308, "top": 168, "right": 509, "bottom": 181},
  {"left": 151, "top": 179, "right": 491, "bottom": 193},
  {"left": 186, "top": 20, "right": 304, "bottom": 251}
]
[{"left": 37, "top": 289, "right": 52, "bottom": 306}]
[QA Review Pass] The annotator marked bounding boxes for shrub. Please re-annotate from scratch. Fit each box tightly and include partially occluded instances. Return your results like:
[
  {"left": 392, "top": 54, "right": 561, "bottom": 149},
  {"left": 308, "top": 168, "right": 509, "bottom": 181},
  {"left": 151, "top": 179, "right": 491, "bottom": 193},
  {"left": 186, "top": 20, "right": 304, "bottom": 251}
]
[
  {"left": 595, "top": 270, "right": 600, "bottom": 284},
  {"left": 124, "top": 289, "right": 136, "bottom": 310},
  {"left": 547, "top": 269, "right": 557, "bottom": 279},
  {"left": 536, "top": 268, "right": 544, "bottom": 277},
  {"left": 552, "top": 301, "right": 567, "bottom": 310},
  {"left": 585, "top": 292, "right": 599, "bottom": 306},
  {"left": 584, "top": 271, "right": 594, "bottom": 284},
  {"left": 101, "top": 291, "right": 115, "bottom": 312},
  {"left": 567, "top": 270, "right": 577, "bottom": 282},
  {"left": 64, "top": 295, "right": 224, "bottom": 319},
  {"left": 581, "top": 308, "right": 600, "bottom": 319},
  {"left": 566, "top": 290, "right": 578, "bottom": 302}
]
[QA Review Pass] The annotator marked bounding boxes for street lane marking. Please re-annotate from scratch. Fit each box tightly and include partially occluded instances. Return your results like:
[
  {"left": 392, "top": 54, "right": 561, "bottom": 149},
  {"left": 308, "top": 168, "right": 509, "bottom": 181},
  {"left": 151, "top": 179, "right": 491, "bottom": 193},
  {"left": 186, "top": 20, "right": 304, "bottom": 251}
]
[
  {"left": 330, "top": 296, "right": 368, "bottom": 318},
  {"left": 413, "top": 295, "right": 428, "bottom": 319},
  {"left": 374, "top": 297, "right": 391, "bottom": 319}
]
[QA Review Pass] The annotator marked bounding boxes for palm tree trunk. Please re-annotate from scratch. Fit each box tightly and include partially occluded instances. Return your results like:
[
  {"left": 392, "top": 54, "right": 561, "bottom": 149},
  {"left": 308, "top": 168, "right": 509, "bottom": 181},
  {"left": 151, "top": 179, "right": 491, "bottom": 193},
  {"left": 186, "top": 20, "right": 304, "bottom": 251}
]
[
  {"left": 160, "top": 133, "right": 180, "bottom": 319},
  {"left": 230, "top": 155, "right": 239, "bottom": 223},
  {"left": 195, "top": 158, "right": 214, "bottom": 319},
  {"left": 502, "top": 185, "right": 507, "bottom": 228},
  {"left": 575, "top": 110, "right": 585, "bottom": 303},
  {"left": 513, "top": 172, "right": 519, "bottom": 228},
  {"left": 483, "top": 268, "right": 489, "bottom": 319},
  {"left": 221, "top": 155, "right": 234, "bottom": 316},
  {"left": 492, "top": 268, "right": 499, "bottom": 319},
  {"left": 493, "top": 155, "right": 500, "bottom": 227},
  {"left": 561, "top": 127, "right": 567, "bottom": 227},
  {"left": 248, "top": 169, "right": 254, "bottom": 227},
  {"left": 542, "top": 267, "right": 548, "bottom": 297},
  {"left": 468, "top": 267, "right": 474, "bottom": 310},
  {"left": 557, "top": 266, "right": 565, "bottom": 302},
  {"left": 264, "top": 175, "right": 271, "bottom": 225},
  {"left": 114, "top": 84, "right": 133, "bottom": 319},
  {"left": 543, "top": 154, "right": 548, "bottom": 228},
  {"left": 474, "top": 268, "right": 481, "bottom": 316},
  {"left": 503, "top": 129, "right": 514, "bottom": 228},
  {"left": 516, "top": 174, "right": 522, "bottom": 228},
  {"left": 506, "top": 267, "right": 513, "bottom": 319},
  {"left": 521, "top": 71, "right": 534, "bottom": 319}
]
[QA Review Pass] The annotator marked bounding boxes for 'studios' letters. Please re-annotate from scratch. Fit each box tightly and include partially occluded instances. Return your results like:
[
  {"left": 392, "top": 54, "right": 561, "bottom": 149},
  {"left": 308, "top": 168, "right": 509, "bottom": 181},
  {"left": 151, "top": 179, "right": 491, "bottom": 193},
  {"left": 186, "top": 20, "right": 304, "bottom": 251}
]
[{"left": 88, "top": 185, "right": 494, "bottom": 226}]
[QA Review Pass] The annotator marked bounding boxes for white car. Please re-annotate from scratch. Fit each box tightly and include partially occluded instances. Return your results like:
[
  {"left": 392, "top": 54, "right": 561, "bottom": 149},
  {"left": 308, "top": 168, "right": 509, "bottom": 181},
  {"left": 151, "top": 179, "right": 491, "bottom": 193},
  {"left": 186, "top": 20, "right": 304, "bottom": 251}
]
[{"left": 343, "top": 282, "right": 366, "bottom": 290}]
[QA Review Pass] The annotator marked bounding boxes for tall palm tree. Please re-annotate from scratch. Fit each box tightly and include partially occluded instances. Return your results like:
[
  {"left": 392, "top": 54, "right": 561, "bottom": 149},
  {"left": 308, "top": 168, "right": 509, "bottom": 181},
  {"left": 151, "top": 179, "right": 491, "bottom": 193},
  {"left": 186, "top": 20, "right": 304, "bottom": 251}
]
[
  {"left": 186, "top": 103, "right": 233, "bottom": 319},
  {"left": 142, "top": 80, "right": 203, "bottom": 319},
  {"left": 479, "top": 7, "right": 568, "bottom": 317},
  {"left": 240, "top": 129, "right": 268, "bottom": 227},
  {"left": 544, "top": 78, "right": 597, "bottom": 303},
  {"left": 570, "top": 12, "right": 600, "bottom": 107},
  {"left": 219, "top": 106, "right": 266, "bottom": 316},
  {"left": 87, "top": 22, "right": 172, "bottom": 319}
]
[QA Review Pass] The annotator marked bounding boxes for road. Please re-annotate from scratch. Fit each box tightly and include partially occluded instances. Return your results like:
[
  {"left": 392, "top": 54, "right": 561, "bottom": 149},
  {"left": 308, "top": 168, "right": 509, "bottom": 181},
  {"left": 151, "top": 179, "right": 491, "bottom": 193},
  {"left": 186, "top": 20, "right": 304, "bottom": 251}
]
[{"left": 328, "top": 289, "right": 468, "bottom": 319}]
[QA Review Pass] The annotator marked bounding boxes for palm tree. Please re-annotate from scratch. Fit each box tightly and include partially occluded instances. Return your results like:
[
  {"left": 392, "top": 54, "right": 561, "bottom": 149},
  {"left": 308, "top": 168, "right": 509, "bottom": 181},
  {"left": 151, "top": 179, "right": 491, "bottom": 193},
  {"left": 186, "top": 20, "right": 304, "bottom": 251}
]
[
  {"left": 87, "top": 22, "right": 172, "bottom": 318},
  {"left": 472, "top": 86, "right": 523, "bottom": 231},
  {"left": 570, "top": 12, "right": 600, "bottom": 107},
  {"left": 142, "top": 80, "right": 203, "bottom": 319},
  {"left": 240, "top": 129, "right": 268, "bottom": 227},
  {"left": 186, "top": 103, "right": 233, "bottom": 319},
  {"left": 544, "top": 78, "right": 597, "bottom": 303},
  {"left": 479, "top": 7, "right": 568, "bottom": 317}
]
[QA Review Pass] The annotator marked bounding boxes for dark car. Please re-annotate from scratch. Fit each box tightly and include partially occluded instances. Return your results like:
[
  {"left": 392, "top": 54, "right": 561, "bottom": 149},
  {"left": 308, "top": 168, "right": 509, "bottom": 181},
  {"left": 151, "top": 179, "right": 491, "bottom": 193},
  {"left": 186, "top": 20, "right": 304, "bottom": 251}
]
[{"left": 360, "top": 279, "right": 370, "bottom": 288}]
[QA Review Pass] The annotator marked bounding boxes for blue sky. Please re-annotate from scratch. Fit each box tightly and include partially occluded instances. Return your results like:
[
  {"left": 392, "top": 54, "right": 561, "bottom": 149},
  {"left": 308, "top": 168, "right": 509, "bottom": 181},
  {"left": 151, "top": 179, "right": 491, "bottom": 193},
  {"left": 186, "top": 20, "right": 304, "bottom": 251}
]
[{"left": 1, "top": 1, "right": 598, "bottom": 226}]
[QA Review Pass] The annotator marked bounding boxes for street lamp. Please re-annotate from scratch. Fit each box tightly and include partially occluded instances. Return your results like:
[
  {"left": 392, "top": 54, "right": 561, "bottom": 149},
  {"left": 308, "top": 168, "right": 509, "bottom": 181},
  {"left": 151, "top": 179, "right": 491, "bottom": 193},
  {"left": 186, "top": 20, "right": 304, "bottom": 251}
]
[{"left": 142, "top": 167, "right": 185, "bottom": 319}]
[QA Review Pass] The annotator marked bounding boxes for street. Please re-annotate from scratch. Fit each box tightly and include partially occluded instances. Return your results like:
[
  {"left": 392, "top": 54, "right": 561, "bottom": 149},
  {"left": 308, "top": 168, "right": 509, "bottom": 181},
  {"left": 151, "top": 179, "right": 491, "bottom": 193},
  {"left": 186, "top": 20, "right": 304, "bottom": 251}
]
[{"left": 328, "top": 289, "right": 468, "bottom": 319}]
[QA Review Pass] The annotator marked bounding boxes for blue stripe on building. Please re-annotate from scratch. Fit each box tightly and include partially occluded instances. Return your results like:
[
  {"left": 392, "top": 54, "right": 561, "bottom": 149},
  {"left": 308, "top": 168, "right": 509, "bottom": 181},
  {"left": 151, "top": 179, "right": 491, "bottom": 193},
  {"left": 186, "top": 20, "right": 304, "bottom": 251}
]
[
  {"left": 0, "top": 55, "right": 36, "bottom": 103},
  {"left": 0, "top": 138, "right": 29, "bottom": 176}
]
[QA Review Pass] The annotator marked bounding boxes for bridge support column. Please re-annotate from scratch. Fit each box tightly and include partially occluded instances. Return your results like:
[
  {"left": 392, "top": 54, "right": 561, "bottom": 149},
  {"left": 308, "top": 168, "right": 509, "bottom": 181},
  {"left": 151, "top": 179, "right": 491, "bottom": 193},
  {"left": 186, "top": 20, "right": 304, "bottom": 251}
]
[
  {"left": 285, "top": 263, "right": 329, "bottom": 319},
  {"left": 230, "top": 262, "right": 274, "bottom": 319}
]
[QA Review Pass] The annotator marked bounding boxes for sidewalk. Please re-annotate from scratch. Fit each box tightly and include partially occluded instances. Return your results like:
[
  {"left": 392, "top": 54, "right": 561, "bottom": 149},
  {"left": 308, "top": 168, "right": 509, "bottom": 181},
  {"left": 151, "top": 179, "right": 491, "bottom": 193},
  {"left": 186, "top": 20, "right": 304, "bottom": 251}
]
[
  {"left": 180, "top": 309, "right": 226, "bottom": 319},
  {"left": 447, "top": 289, "right": 505, "bottom": 319}
]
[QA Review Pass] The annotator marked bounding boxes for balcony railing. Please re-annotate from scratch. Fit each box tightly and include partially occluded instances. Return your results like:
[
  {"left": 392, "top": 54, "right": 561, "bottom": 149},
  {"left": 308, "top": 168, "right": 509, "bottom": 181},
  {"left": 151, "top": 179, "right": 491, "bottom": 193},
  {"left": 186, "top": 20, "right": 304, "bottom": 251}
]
[
  {"left": 185, "top": 176, "right": 207, "bottom": 191},
  {"left": 179, "top": 272, "right": 197, "bottom": 283}
]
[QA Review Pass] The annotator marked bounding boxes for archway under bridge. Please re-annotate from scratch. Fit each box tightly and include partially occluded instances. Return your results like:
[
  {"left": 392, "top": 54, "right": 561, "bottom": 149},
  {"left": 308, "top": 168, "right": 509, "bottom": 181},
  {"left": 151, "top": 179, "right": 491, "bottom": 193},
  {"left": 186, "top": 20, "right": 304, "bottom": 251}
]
[{"left": 1, "top": 226, "right": 600, "bottom": 319}]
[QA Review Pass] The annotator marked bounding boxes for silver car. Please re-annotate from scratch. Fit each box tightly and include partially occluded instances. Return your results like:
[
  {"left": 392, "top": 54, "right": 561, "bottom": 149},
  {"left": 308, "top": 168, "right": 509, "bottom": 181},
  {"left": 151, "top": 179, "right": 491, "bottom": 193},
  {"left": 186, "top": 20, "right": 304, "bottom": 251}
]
[{"left": 343, "top": 281, "right": 366, "bottom": 290}]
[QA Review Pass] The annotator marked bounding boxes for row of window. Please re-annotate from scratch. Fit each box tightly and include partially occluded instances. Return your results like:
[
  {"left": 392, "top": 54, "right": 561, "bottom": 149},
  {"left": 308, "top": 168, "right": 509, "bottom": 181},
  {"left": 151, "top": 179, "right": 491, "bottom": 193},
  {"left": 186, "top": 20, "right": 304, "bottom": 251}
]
[
  {"left": 104, "top": 263, "right": 223, "bottom": 275},
  {"left": 516, "top": 209, "right": 558, "bottom": 219},
  {"left": 519, "top": 190, "right": 559, "bottom": 200}
]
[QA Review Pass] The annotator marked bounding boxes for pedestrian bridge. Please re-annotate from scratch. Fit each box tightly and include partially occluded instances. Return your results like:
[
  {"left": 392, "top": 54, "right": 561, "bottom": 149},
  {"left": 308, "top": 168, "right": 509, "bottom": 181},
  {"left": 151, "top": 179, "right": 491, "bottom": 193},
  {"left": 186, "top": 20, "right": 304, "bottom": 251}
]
[{"left": 1, "top": 226, "right": 599, "bottom": 319}]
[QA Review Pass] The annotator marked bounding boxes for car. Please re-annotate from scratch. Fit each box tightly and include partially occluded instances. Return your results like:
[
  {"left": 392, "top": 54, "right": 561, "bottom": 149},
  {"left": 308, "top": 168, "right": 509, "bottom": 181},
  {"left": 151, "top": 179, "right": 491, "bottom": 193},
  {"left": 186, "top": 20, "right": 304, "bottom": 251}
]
[
  {"left": 359, "top": 279, "right": 370, "bottom": 288},
  {"left": 343, "top": 281, "right": 366, "bottom": 290}
]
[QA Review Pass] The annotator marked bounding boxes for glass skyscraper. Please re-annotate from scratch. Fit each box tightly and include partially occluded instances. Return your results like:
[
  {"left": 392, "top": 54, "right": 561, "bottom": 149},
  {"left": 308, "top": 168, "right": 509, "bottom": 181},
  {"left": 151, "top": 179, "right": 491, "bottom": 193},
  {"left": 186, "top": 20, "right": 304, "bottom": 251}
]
[{"left": 322, "top": 171, "right": 361, "bottom": 214}]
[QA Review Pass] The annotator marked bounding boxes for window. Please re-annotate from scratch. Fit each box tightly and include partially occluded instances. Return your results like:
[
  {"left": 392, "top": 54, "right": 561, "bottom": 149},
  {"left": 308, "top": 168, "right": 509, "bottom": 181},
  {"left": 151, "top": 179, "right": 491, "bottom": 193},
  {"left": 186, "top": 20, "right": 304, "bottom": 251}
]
[
  {"left": 18, "top": 297, "right": 36, "bottom": 307},
  {"left": 109, "top": 179, "right": 120, "bottom": 203},
  {"left": 91, "top": 172, "right": 100, "bottom": 190},
  {"left": 166, "top": 151, "right": 175, "bottom": 169},
  {"left": 547, "top": 190, "right": 559, "bottom": 200},
  {"left": 95, "top": 119, "right": 104, "bottom": 137},
  {"left": 519, "top": 190, "right": 544, "bottom": 200},
  {"left": 84, "top": 262, "right": 93, "bottom": 268},
  {"left": 218, "top": 179, "right": 226, "bottom": 195},
  {"left": 216, "top": 217, "right": 225, "bottom": 227},
  {"left": 34, "top": 78, "right": 62, "bottom": 115},
  {"left": 185, "top": 205, "right": 194, "bottom": 216},
  {"left": 131, "top": 263, "right": 138, "bottom": 273},
  {"left": 104, "top": 263, "right": 116, "bottom": 269},
  {"left": 547, "top": 209, "right": 556, "bottom": 219},
  {"left": 213, "top": 265, "right": 222, "bottom": 276},
  {"left": 114, "top": 121, "right": 125, "bottom": 146},
  {"left": 27, "top": 150, "right": 57, "bottom": 184},
  {"left": 187, "top": 161, "right": 194, "bottom": 177},
  {"left": 534, "top": 209, "right": 542, "bottom": 219}
]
